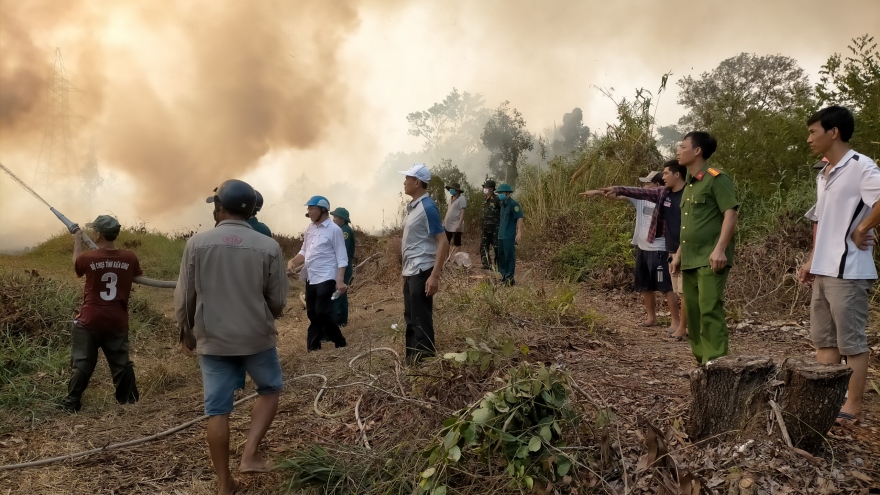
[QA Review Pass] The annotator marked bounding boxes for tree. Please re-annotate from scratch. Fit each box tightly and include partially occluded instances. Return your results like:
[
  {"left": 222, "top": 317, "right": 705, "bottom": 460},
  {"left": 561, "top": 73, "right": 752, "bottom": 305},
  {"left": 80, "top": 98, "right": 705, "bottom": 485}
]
[
  {"left": 816, "top": 35, "right": 880, "bottom": 159},
  {"left": 406, "top": 88, "right": 491, "bottom": 166},
  {"left": 655, "top": 124, "right": 681, "bottom": 156},
  {"left": 676, "top": 53, "right": 816, "bottom": 190},
  {"left": 576, "top": 87, "right": 664, "bottom": 179},
  {"left": 480, "top": 101, "right": 533, "bottom": 188},
  {"left": 550, "top": 108, "right": 590, "bottom": 156},
  {"left": 678, "top": 53, "right": 813, "bottom": 130}
]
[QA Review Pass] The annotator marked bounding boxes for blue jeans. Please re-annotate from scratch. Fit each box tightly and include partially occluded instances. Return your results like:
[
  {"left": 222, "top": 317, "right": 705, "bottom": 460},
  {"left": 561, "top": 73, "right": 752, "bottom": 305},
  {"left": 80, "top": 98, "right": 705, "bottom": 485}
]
[{"left": 199, "top": 347, "right": 283, "bottom": 416}]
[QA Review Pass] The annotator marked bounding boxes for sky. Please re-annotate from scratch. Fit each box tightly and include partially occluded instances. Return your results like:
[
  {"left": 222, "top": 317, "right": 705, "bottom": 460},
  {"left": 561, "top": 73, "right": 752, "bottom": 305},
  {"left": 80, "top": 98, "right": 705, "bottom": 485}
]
[{"left": 1, "top": 0, "right": 878, "bottom": 251}]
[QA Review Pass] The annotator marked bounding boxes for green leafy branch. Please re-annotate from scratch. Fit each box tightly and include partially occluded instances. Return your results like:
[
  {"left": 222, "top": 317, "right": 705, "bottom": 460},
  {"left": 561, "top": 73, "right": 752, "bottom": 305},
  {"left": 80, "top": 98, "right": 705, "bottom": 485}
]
[{"left": 418, "top": 363, "right": 578, "bottom": 493}]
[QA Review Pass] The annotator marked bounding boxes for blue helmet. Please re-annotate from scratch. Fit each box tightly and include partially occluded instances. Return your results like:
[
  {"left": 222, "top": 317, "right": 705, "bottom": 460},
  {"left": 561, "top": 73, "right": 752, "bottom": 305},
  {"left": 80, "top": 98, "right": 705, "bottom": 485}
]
[{"left": 304, "top": 195, "right": 330, "bottom": 209}]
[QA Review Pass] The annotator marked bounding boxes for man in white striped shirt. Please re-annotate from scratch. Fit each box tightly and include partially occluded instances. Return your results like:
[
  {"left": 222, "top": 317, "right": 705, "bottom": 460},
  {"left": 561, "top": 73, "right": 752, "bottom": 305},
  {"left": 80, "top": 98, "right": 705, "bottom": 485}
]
[
  {"left": 288, "top": 195, "right": 349, "bottom": 351},
  {"left": 798, "top": 106, "right": 880, "bottom": 424}
]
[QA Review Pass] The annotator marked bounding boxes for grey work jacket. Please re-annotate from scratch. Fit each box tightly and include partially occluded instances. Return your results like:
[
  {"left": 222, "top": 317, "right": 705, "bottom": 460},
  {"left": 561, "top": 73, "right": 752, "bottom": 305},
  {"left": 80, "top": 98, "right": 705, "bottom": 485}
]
[{"left": 174, "top": 220, "right": 288, "bottom": 356}]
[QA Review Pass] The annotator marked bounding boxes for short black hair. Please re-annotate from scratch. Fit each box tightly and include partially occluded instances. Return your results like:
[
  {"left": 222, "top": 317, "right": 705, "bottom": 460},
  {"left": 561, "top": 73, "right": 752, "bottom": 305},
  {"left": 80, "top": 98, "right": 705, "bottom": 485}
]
[
  {"left": 663, "top": 159, "right": 685, "bottom": 177},
  {"left": 807, "top": 105, "right": 854, "bottom": 142},
  {"left": 419, "top": 180, "right": 429, "bottom": 190},
  {"left": 102, "top": 231, "right": 119, "bottom": 242},
  {"left": 684, "top": 131, "right": 717, "bottom": 160}
]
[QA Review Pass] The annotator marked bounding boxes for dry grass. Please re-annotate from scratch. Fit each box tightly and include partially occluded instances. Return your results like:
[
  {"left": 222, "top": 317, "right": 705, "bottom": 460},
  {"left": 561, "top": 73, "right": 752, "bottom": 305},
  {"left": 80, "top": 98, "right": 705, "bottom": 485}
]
[{"left": 1, "top": 233, "right": 878, "bottom": 494}]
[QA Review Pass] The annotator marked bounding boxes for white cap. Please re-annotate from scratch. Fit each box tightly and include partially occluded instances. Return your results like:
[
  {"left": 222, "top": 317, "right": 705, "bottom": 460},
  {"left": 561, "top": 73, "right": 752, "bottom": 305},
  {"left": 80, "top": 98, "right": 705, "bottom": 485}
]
[
  {"left": 639, "top": 171, "right": 663, "bottom": 184},
  {"left": 398, "top": 163, "right": 431, "bottom": 182}
]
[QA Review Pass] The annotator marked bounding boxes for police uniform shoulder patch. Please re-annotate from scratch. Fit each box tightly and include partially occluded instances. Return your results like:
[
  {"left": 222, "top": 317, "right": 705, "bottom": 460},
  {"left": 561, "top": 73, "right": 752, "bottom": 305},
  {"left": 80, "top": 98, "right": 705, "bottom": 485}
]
[
  {"left": 707, "top": 168, "right": 721, "bottom": 177},
  {"left": 514, "top": 206, "right": 520, "bottom": 212},
  {"left": 343, "top": 232, "right": 349, "bottom": 240}
]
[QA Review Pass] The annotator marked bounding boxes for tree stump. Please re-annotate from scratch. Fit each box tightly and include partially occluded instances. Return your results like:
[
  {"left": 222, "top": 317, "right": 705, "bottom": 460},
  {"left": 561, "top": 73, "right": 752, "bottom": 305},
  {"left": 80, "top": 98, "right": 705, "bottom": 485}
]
[
  {"left": 688, "top": 355, "right": 853, "bottom": 454},
  {"left": 777, "top": 357, "right": 852, "bottom": 452},
  {"left": 687, "top": 356, "right": 775, "bottom": 441}
]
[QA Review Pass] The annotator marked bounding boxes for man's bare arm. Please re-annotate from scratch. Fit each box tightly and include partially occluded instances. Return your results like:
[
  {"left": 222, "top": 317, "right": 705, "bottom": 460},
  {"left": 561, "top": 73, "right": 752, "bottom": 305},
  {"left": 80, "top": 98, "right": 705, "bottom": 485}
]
[{"left": 852, "top": 201, "right": 880, "bottom": 250}]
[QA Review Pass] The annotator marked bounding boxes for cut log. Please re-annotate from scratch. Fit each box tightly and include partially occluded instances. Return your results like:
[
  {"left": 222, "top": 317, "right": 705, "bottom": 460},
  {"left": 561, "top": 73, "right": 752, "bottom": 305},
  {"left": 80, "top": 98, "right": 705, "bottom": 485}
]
[
  {"left": 777, "top": 357, "right": 852, "bottom": 453},
  {"left": 687, "top": 356, "right": 775, "bottom": 441}
]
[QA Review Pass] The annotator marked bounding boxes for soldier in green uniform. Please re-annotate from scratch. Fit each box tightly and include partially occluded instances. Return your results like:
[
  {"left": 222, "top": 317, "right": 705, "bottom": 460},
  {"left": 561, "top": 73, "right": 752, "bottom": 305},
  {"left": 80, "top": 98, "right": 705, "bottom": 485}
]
[
  {"left": 246, "top": 190, "right": 272, "bottom": 237},
  {"left": 330, "top": 207, "right": 356, "bottom": 327},
  {"left": 670, "top": 132, "right": 739, "bottom": 365},
  {"left": 480, "top": 179, "right": 501, "bottom": 269},
  {"left": 496, "top": 183, "right": 524, "bottom": 286}
]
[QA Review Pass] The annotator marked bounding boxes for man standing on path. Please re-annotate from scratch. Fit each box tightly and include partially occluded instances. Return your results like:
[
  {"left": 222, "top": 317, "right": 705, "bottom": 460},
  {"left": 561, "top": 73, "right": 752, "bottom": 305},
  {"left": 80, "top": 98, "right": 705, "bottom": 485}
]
[
  {"left": 496, "top": 183, "right": 524, "bottom": 286},
  {"left": 62, "top": 215, "right": 142, "bottom": 413},
  {"left": 480, "top": 179, "right": 501, "bottom": 270},
  {"left": 287, "top": 196, "right": 349, "bottom": 351},
  {"left": 176, "top": 179, "right": 288, "bottom": 495},
  {"left": 330, "top": 207, "right": 356, "bottom": 328},
  {"left": 619, "top": 163, "right": 688, "bottom": 338},
  {"left": 247, "top": 190, "right": 272, "bottom": 237},
  {"left": 443, "top": 182, "right": 467, "bottom": 260},
  {"left": 670, "top": 132, "right": 739, "bottom": 365},
  {"left": 797, "top": 106, "right": 880, "bottom": 424},
  {"left": 399, "top": 163, "right": 449, "bottom": 365},
  {"left": 582, "top": 170, "right": 678, "bottom": 330}
]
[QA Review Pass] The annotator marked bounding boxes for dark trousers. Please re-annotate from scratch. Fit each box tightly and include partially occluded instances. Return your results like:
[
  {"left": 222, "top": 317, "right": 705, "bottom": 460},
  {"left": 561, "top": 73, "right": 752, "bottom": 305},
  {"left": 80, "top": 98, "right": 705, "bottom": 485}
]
[
  {"left": 66, "top": 323, "right": 139, "bottom": 407},
  {"left": 497, "top": 237, "right": 517, "bottom": 285},
  {"left": 480, "top": 228, "right": 499, "bottom": 268},
  {"left": 332, "top": 270, "right": 353, "bottom": 327},
  {"left": 306, "top": 280, "right": 347, "bottom": 351},
  {"left": 403, "top": 267, "right": 435, "bottom": 364}
]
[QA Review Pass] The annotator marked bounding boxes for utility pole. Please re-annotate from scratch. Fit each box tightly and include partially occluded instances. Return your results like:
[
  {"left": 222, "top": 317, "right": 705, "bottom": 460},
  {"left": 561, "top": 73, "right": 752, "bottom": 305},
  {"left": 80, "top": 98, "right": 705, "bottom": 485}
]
[{"left": 33, "top": 48, "right": 81, "bottom": 192}]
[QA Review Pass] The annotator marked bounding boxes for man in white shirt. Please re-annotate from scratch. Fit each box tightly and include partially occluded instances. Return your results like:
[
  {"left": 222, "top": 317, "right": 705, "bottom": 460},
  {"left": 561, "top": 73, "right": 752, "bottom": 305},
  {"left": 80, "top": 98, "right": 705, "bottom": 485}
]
[
  {"left": 443, "top": 182, "right": 467, "bottom": 259},
  {"left": 798, "top": 106, "right": 880, "bottom": 424},
  {"left": 582, "top": 172, "right": 677, "bottom": 329},
  {"left": 399, "top": 163, "right": 449, "bottom": 365},
  {"left": 287, "top": 195, "right": 349, "bottom": 351}
]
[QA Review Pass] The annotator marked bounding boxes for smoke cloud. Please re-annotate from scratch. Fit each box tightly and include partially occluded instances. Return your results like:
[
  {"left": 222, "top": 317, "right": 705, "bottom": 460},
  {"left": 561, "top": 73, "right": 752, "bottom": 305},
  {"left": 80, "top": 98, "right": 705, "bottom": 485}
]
[
  {"left": 1, "top": 0, "right": 359, "bottom": 217},
  {"left": 1, "top": 0, "right": 877, "bottom": 251}
]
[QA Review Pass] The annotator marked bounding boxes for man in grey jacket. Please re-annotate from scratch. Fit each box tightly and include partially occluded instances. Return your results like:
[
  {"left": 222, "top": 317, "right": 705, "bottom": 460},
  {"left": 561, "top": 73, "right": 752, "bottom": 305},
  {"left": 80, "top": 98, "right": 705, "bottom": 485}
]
[{"left": 175, "top": 179, "right": 288, "bottom": 495}]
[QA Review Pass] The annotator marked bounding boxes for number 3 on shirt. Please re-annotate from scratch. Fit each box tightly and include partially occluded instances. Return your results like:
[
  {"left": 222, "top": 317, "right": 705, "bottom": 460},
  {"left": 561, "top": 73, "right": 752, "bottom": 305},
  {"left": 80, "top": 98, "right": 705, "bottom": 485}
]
[{"left": 100, "top": 272, "right": 118, "bottom": 301}]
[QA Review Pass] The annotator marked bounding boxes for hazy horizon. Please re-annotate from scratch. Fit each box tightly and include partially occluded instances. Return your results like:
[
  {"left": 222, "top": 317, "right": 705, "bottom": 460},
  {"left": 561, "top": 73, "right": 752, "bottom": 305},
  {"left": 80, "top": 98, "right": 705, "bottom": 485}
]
[{"left": 2, "top": 0, "right": 878, "bottom": 250}]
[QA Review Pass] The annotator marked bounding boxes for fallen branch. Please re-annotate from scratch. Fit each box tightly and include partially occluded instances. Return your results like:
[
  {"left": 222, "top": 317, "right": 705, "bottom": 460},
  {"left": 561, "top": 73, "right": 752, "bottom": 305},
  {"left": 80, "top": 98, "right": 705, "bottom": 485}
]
[
  {"left": 354, "top": 253, "right": 379, "bottom": 271},
  {"left": 768, "top": 399, "right": 793, "bottom": 448}
]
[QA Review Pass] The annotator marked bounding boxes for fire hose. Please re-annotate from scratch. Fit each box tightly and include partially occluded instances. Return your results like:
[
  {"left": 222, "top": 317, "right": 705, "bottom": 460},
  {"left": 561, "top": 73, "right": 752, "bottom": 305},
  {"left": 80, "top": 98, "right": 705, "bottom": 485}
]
[
  {"left": 0, "top": 161, "right": 176, "bottom": 288},
  {"left": 0, "top": 347, "right": 410, "bottom": 471}
]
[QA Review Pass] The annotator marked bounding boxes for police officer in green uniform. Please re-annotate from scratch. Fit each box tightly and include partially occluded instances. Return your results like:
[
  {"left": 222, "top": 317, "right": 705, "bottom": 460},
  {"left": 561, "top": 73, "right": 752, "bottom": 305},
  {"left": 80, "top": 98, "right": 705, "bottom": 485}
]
[
  {"left": 496, "top": 183, "right": 524, "bottom": 286},
  {"left": 330, "top": 207, "right": 356, "bottom": 327},
  {"left": 670, "top": 132, "right": 738, "bottom": 365},
  {"left": 480, "top": 179, "right": 501, "bottom": 269},
  {"left": 247, "top": 190, "right": 273, "bottom": 237}
]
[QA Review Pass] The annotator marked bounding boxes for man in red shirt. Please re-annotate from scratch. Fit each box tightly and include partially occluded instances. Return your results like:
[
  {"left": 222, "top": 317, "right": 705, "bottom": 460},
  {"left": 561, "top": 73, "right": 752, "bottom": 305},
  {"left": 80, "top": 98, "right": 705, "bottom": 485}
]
[{"left": 62, "top": 215, "right": 142, "bottom": 413}]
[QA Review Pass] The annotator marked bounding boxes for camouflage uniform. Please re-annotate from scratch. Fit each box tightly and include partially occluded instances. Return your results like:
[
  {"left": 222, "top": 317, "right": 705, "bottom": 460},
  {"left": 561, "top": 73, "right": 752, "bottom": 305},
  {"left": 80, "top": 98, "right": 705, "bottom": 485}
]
[{"left": 480, "top": 182, "right": 501, "bottom": 269}]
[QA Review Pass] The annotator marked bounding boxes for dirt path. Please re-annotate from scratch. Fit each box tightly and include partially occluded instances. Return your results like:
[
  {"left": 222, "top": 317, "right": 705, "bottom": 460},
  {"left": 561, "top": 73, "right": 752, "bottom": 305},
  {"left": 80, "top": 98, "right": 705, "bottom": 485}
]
[{"left": 1, "top": 268, "right": 878, "bottom": 494}]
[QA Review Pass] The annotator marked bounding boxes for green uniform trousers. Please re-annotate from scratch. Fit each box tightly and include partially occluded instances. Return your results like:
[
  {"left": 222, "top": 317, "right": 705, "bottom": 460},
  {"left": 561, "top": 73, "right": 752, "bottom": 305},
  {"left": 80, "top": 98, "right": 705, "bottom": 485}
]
[
  {"left": 332, "top": 293, "right": 349, "bottom": 327},
  {"left": 332, "top": 269, "right": 353, "bottom": 327},
  {"left": 682, "top": 266, "right": 730, "bottom": 364},
  {"left": 497, "top": 238, "right": 517, "bottom": 285}
]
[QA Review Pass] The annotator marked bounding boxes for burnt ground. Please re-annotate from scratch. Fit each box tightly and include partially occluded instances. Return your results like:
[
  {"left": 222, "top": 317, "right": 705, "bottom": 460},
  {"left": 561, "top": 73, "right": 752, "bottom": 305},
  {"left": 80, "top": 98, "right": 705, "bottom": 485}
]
[{"left": 0, "top": 251, "right": 878, "bottom": 495}]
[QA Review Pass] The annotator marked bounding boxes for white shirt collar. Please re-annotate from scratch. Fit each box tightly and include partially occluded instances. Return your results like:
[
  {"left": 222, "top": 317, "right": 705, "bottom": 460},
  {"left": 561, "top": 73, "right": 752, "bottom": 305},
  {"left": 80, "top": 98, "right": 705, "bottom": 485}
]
[
  {"left": 313, "top": 217, "right": 333, "bottom": 228},
  {"left": 822, "top": 149, "right": 857, "bottom": 177}
]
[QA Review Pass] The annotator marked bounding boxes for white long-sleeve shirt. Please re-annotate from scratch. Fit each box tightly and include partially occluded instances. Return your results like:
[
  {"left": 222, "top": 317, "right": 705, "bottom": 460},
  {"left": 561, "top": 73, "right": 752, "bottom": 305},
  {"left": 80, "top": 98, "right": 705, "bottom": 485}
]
[{"left": 298, "top": 218, "right": 349, "bottom": 284}]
